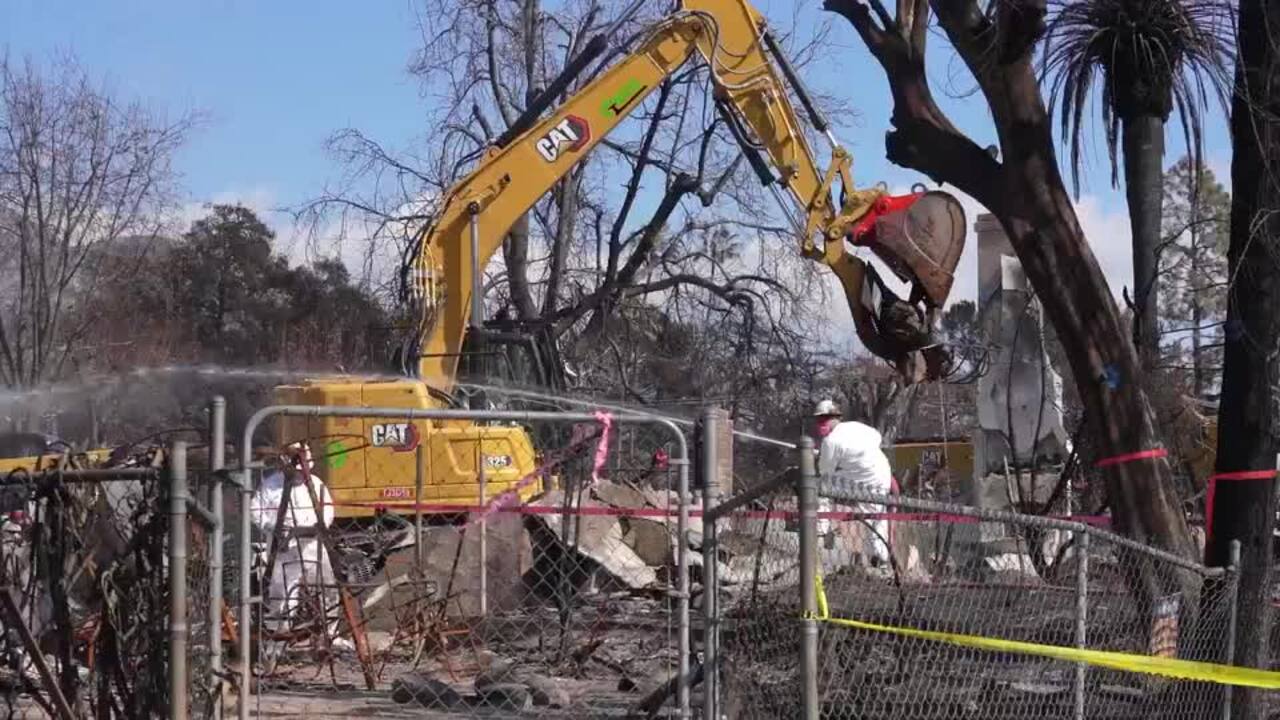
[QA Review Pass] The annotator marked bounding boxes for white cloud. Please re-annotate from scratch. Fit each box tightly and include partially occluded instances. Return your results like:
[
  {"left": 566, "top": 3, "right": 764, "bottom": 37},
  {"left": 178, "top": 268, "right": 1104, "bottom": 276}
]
[
  {"left": 1074, "top": 195, "right": 1133, "bottom": 300},
  {"left": 175, "top": 185, "right": 280, "bottom": 234},
  {"left": 1206, "top": 152, "right": 1232, "bottom": 191},
  {"left": 171, "top": 186, "right": 407, "bottom": 289},
  {"left": 293, "top": 211, "right": 405, "bottom": 286},
  {"left": 901, "top": 188, "right": 1134, "bottom": 304}
]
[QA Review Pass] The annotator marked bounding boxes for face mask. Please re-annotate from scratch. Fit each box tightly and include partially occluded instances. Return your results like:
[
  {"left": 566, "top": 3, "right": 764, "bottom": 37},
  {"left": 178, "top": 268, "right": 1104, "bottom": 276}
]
[{"left": 816, "top": 417, "right": 838, "bottom": 438}]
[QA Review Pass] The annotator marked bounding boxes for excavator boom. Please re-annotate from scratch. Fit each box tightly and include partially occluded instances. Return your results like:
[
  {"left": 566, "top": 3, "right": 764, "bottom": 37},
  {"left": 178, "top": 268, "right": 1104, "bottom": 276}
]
[
  {"left": 276, "top": 0, "right": 967, "bottom": 518},
  {"left": 403, "top": 0, "right": 967, "bottom": 388}
]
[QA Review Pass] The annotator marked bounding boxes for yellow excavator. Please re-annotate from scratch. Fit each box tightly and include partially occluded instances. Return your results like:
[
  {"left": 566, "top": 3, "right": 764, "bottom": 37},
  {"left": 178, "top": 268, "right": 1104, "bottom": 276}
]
[{"left": 275, "top": 0, "right": 968, "bottom": 518}]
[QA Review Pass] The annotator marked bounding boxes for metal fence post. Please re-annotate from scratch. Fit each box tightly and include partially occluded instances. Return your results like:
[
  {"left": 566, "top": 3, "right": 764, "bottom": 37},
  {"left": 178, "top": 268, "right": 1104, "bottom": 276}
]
[
  {"left": 239, "top": 462, "right": 253, "bottom": 720},
  {"left": 170, "top": 441, "right": 190, "bottom": 720},
  {"left": 478, "top": 442, "right": 488, "bottom": 617},
  {"left": 414, "top": 443, "right": 425, "bottom": 573},
  {"left": 1222, "top": 539, "right": 1241, "bottom": 720},
  {"left": 1074, "top": 530, "right": 1089, "bottom": 720},
  {"left": 677, "top": 443, "right": 691, "bottom": 720},
  {"left": 208, "top": 396, "right": 225, "bottom": 719},
  {"left": 701, "top": 408, "right": 721, "bottom": 720},
  {"left": 798, "top": 435, "right": 819, "bottom": 720}
]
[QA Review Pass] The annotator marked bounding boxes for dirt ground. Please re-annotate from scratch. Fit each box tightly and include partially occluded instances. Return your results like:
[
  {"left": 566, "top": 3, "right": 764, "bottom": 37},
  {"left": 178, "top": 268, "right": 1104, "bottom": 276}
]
[
  {"left": 251, "top": 685, "right": 647, "bottom": 718},
  {"left": 246, "top": 590, "right": 687, "bottom": 719}
]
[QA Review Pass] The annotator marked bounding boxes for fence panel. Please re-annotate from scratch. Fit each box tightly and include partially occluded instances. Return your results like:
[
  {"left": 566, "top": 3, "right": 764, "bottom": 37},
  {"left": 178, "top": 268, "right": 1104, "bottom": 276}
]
[
  {"left": 239, "top": 407, "right": 691, "bottom": 718},
  {"left": 711, "top": 481, "right": 806, "bottom": 718},
  {"left": 804, "top": 489, "right": 1237, "bottom": 720},
  {"left": 0, "top": 452, "right": 218, "bottom": 719},
  {"left": 182, "top": 459, "right": 220, "bottom": 720}
]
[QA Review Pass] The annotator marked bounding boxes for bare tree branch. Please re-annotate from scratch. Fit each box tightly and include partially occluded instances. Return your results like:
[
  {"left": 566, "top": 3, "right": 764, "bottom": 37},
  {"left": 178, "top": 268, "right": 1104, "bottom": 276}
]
[{"left": 0, "top": 56, "right": 190, "bottom": 388}]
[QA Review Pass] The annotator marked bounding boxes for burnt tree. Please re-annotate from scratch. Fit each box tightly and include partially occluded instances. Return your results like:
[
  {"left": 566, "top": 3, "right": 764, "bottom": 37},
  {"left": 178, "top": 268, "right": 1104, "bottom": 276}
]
[
  {"left": 1204, "top": 0, "right": 1280, "bottom": 716},
  {"left": 825, "top": 0, "right": 1194, "bottom": 557}
]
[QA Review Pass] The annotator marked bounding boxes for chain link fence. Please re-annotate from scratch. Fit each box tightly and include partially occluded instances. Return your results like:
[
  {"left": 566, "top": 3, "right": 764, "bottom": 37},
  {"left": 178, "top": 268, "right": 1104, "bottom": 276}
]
[
  {"left": 811, "top": 490, "right": 1238, "bottom": 720},
  {"left": 57, "top": 398, "right": 1241, "bottom": 719},
  {"left": 705, "top": 433, "right": 1245, "bottom": 720},
  {"left": 235, "top": 404, "right": 694, "bottom": 718},
  {"left": 0, "top": 442, "right": 224, "bottom": 720},
  {"left": 696, "top": 407, "right": 804, "bottom": 720},
  {"left": 708, "top": 475, "right": 805, "bottom": 719},
  {"left": 173, "top": 443, "right": 225, "bottom": 720},
  {"left": 0, "top": 403, "right": 1257, "bottom": 720}
]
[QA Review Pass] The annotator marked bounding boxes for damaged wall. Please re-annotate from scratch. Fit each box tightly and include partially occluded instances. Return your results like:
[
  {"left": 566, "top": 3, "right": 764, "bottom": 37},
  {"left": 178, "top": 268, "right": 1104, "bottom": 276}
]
[{"left": 973, "top": 213, "right": 1069, "bottom": 478}]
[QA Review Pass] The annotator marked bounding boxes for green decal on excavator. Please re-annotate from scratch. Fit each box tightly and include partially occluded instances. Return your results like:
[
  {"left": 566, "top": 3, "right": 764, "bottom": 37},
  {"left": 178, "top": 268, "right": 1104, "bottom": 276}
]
[
  {"left": 601, "top": 78, "right": 647, "bottom": 118},
  {"left": 325, "top": 439, "right": 349, "bottom": 470}
]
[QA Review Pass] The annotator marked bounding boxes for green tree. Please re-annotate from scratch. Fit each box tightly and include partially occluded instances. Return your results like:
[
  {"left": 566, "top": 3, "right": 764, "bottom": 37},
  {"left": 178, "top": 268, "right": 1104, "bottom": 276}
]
[
  {"left": 177, "top": 204, "right": 289, "bottom": 363},
  {"left": 1043, "top": 0, "right": 1232, "bottom": 370},
  {"left": 272, "top": 257, "right": 391, "bottom": 370},
  {"left": 94, "top": 204, "right": 392, "bottom": 370},
  {"left": 1159, "top": 156, "right": 1229, "bottom": 399}
]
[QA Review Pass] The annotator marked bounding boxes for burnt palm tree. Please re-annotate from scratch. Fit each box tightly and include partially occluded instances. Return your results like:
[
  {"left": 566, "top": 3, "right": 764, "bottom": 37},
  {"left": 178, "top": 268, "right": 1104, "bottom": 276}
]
[{"left": 1043, "top": 0, "right": 1232, "bottom": 369}]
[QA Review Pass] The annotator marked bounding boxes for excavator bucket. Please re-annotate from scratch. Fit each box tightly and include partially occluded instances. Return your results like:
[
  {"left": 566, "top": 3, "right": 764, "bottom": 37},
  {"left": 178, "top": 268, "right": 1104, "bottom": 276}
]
[
  {"left": 839, "top": 191, "right": 967, "bottom": 383},
  {"left": 849, "top": 190, "right": 967, "bottom": 308}
]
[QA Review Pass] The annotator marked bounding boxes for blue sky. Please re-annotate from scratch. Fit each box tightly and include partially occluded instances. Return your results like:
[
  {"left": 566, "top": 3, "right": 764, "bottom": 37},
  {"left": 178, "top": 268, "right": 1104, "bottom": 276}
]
[
  {"left": 2, "top": 0, "right": 425, "bottom": 220},
  {"left": 3, "top": 0, "right": 1234, "bottom": 307}
]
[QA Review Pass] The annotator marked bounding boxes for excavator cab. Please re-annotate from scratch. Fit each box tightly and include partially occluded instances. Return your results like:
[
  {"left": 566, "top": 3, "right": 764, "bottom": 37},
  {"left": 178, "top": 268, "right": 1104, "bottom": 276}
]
[{"left": 838, "top": 190, "right": 967, "bottom": 383}]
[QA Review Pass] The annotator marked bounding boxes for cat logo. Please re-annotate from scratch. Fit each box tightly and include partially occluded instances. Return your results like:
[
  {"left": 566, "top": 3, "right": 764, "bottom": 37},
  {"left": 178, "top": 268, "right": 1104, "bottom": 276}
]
[
  {"left": 370, "top": 422, "right": 420, "bottom": 452},
  {"left": 535, "top": 115, "right": 590, "bottom": 162},
  {"left": 920, "top": 447, "right": 943, "bottom": 469}
]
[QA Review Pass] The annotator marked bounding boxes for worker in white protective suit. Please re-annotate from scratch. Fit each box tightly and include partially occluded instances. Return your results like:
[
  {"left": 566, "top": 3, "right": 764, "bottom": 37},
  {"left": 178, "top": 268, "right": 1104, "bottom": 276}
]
[
  {"left": 813, "top": 400, "right": 894, "bottom": 567},
  {"left": 250, "top": 444, "right": 334, "bottom": 632}
]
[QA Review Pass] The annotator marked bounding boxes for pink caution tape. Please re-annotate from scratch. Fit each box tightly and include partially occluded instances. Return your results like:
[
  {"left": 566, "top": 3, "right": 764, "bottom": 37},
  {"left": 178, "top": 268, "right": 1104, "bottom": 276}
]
[
  {"left": 305, "top": 500, "right": 1112, "bottom": 527},
  {"left": 1205, "top": 469, "right": 1278, "bottom": 540},
  {"left": 474, "top": 466, "right": 545, "bottom": 523},
  {"left": 1095, "top": 448, "right": 1168, "bottom": 468},
  {"left": 591, "top": 411, "right": 613, "bottom": 485}
]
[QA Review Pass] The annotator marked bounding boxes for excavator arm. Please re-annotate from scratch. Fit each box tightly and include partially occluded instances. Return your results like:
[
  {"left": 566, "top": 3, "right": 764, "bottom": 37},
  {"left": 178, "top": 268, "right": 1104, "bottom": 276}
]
[{"left": 405, "top": 0, "right": 966, "bottom": 389}]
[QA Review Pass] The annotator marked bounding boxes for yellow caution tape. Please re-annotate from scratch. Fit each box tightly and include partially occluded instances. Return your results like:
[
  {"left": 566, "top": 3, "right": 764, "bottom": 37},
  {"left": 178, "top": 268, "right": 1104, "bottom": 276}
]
[
  {"left": 810, "top": 573, "right": 1280, "bottom": 689},
  {"left": 815, "top": 572, "right": 829, "bottom": 620}
]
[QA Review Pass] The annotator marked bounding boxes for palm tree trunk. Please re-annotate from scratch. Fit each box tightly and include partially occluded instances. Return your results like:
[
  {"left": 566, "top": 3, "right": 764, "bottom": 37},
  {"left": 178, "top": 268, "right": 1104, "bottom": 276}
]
[{"left": 1122, "top": 115, "right": 1166, "bottom": 370}]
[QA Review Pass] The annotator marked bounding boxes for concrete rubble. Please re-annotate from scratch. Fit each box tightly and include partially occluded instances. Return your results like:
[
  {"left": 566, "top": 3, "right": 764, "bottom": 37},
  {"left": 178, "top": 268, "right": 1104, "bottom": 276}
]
[
  {"left": 390, "top": 673, "right": 463, "bottom": 709},
  {"left": 364, "top": 472, "right": 1076, "bottom": 630},
  {"left": 477, "top": 683, "right": 533, "bottom": 711},
  {"left": 475, "top": 655, "right": 572, "bottom": 708},
  {"left": 523, "top": 480, "right": 716, "bottom": 589},
  {"left": 538, "top": 480, "right": 928, "bottom": 590},
  {"left": 390, "top": 661, "right": 566, "bottom": 712},
  {"left": 530, "top": 488, "right": 658, "bottom": 589},
  {"left": 261, "top": 468, "right": 1120, "bottom": 720}
]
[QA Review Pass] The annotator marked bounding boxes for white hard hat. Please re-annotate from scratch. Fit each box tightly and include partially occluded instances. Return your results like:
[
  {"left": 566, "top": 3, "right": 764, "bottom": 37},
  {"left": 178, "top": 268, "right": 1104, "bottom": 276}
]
[{"left": 812, "top": 399, "right": 842, "bottom": 417}]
